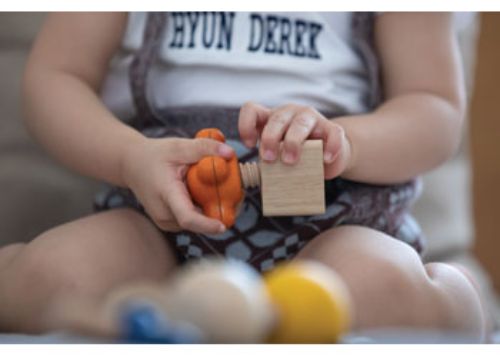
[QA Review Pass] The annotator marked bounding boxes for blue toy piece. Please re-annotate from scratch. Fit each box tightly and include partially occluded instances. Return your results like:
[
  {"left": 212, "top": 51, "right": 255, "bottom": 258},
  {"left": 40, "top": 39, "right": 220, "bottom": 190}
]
[{"left": 119, "top": 302, "right": 203, "bottom": 344}]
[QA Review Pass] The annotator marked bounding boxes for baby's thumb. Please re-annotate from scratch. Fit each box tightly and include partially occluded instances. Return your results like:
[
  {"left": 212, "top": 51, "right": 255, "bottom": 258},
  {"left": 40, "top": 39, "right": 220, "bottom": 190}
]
[{"left": 177, "top": 138, "right": 234, "bottom": 163}]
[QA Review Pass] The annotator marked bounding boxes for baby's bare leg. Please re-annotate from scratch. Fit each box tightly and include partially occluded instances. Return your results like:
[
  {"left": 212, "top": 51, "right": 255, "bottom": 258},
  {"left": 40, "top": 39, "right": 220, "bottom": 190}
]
[
  {"left": 0, "top": 243, "right": 25, "bottom": 271},
  {"left": 296, "top": 225, "right": 486, "bottom": 341},
  {"left": 0, "top": 208, "right": 177, "bottom": 333}
]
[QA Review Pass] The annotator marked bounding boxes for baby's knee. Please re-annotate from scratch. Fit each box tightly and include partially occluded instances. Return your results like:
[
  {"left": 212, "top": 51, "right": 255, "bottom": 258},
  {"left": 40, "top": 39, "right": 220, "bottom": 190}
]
[
  {"left": 423, "top": 262, "right": 486, "bottom": 340},
  {"left": 0, "top": 235, "right": 103, "bottom": 332},
  {"left": 349, "top": 245, "right": 437, "bottom": 327},
  {"left": 323, "top": 230, "right": 474, "bottom": 331},
  {"left": 364, "top": 257, "right": 485, "bottom": 339},
  {"left": 3, "top": 234, "right": 104, "bottom": 299}
]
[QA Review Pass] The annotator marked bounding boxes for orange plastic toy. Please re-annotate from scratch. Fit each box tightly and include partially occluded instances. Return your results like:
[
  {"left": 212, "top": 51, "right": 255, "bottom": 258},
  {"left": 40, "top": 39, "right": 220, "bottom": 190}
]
[{"left": 186, "top": 129, "right": 244, "bottom": 228}]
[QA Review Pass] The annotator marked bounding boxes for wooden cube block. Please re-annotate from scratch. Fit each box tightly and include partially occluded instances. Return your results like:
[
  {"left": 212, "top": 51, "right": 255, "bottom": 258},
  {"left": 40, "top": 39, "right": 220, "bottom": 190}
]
[{"left": 260, "top": 140, "right": 325, "bottom": 216}]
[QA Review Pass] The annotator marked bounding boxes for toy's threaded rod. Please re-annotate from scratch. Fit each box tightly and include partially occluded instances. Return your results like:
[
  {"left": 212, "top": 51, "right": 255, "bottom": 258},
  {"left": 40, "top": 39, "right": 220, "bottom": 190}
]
[{"left": 239, "top": 162, "right": 261, "bottom": 189}]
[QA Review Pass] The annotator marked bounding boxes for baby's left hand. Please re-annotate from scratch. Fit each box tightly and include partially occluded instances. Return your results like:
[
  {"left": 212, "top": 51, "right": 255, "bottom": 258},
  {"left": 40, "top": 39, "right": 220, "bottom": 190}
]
[{"left": 238, "top": 102, "right": 353, "bottom": 179}]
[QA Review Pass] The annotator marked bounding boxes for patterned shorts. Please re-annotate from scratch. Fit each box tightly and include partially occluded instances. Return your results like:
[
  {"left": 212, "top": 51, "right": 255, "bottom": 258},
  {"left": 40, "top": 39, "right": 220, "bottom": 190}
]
[{"left": 94, "top": 123, "right": 425, "bottom": 273}]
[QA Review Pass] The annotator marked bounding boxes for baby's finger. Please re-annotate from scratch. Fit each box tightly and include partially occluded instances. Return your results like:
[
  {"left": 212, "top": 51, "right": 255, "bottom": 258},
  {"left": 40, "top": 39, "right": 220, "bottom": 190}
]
[
  {"left": 238, "top": 102, "right": 271, "bottom": 148},
  {"left": 173, "top": 138, "right": 234, "bottom": 164},
  {"left": 281, "top": 113, "right": 318, "bottom": 165},
  {"left": 259, "top": 109, "right": 295, "bottom": 162},
  {"left": 164, "top": 181, "right": 225, "bottom": 235},
  {"left": 323, "top": 122, "right": 344, "bottom": 164},
  {"left": 144, "top": 196, "right": 182, "bottom": 232},
  {"left": 323, "top": 123, "right": 350, "bottom": 179}
]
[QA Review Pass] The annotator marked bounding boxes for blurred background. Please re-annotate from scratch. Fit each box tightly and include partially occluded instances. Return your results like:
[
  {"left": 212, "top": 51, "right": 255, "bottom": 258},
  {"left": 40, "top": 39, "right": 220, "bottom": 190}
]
[{"left": 0, "top": 12, "right": 499, "bottom": 331}]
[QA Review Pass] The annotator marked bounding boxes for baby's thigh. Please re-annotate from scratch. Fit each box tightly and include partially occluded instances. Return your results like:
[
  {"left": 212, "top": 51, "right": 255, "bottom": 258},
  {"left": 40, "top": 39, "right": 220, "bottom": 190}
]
[
  {"left": 295, "top": 225, "right": 432, "bottom": 328},
  {"left": 3, "top": 208, "right": 177, "bottom": 298},
  {"left": 0, "top": 208, "right": 178, "bottom": 332},
  {"left": 296, "top": 225, "right": 426, "bottom": 276}
]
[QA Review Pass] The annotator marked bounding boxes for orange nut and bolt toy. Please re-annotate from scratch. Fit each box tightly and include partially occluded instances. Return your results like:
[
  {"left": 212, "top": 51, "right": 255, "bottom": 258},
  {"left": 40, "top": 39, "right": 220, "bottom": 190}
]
[{"left": 186, "top": 128, "right": 244, "bottom": 228}]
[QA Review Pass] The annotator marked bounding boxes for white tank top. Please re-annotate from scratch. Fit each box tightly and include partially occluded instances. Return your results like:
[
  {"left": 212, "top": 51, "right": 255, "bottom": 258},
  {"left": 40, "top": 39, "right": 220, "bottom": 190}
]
[{"left": 101, "top": 12, "right": 372, "bottom": 120}]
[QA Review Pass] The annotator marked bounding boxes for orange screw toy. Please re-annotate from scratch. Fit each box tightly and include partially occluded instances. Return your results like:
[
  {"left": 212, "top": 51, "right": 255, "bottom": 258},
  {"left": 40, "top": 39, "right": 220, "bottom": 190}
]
[
  {"left": 187, "top": 128, "right": 326, "bottom": 228},
  {"left": 187, "top": 128, "right": 248, "bottom": 227}
]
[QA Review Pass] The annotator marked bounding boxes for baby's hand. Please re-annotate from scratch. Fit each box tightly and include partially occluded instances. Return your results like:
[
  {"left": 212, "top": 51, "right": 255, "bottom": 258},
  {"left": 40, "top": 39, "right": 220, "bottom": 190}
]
[
  {"left": 121, "top": 137, "right": 234, "bottom": 234},
  {"left": 238, "top": 102, "right": 352, "bottom": 179}
]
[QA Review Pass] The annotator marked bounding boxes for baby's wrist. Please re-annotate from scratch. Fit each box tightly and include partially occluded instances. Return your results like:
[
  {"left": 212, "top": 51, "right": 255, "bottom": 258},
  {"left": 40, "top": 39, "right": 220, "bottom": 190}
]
[{"left": 119, "top": 133, "right": 149, "bottom": 189}]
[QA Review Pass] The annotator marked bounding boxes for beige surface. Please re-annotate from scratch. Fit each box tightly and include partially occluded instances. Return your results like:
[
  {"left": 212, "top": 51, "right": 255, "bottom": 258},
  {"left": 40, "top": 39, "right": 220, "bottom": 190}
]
[
  {"left": 470, "top": 13, "right": 500, "bottom": 293},
  {"left": 412, "top": 12, "right": 478, "bottom": 259}
]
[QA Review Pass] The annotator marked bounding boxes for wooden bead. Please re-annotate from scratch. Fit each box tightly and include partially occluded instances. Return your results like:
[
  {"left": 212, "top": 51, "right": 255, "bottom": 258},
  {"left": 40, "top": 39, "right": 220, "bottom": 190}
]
[
  {"left": 165, "top": 259, "right": 274, "bottom": 343},
  {"left": 264, "top": 261, "right": 352, "bottom": 343}
]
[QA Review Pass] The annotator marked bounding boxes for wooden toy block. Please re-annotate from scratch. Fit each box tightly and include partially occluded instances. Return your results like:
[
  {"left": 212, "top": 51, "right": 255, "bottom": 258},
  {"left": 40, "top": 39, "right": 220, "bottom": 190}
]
[{"left": 260, "top": 140, "right": 325, "bottom": 216}]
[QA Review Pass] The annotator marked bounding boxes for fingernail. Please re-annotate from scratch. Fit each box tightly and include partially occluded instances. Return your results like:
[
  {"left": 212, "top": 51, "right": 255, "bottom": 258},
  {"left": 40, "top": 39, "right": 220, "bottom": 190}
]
[
  {"left": 282, "top": 151, "right": 295, "bottom": 164},
  {"left": 263, "top": 149, "right": 276, "bottom": 161},
  {"left": 325, "top": 151, "right": 339, "bottom": 163},
  {"left": 218, "top": 223, "right": 226, "bottom": 233},
  {"left": 218, "top": 144, "right": 234, "bottom": 157}
]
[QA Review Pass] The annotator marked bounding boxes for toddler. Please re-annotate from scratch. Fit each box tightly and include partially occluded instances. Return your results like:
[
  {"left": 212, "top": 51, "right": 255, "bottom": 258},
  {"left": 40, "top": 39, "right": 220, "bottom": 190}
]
[{"left": 0, "top": 12, "right": 486, "bottom": 340}]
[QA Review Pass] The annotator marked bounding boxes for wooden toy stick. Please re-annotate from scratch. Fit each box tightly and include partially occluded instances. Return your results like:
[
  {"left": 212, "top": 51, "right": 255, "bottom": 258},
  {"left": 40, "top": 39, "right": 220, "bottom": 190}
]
[{"left": 239, "top": 161, "right": 261, "bottom": 188}]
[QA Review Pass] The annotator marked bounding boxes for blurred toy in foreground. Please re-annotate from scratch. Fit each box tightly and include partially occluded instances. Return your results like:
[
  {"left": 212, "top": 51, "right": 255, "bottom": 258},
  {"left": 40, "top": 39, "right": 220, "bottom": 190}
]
[{"left": 54, "top": 259, "right": 352, "bottom": 343}]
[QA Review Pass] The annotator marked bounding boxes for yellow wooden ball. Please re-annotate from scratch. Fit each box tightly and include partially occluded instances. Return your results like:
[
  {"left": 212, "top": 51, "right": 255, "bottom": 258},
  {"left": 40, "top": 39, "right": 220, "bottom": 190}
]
[{"left": 264, "top": 261, "right": 352, "bottom": 343}]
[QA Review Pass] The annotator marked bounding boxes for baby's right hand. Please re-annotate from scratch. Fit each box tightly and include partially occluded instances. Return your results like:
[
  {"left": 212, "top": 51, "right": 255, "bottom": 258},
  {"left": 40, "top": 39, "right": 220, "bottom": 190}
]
[{"left": 121, "top": 136, "right": 234, "bottom": 235}]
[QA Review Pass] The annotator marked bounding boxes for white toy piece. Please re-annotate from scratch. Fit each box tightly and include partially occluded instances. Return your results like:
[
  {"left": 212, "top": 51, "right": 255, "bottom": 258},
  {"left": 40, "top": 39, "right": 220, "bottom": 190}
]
[{"left": 164, "top": 258, "right": 274, "bottom": 343}]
